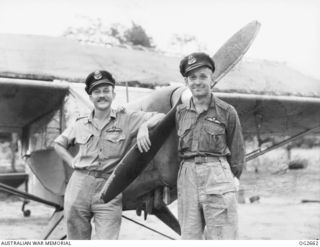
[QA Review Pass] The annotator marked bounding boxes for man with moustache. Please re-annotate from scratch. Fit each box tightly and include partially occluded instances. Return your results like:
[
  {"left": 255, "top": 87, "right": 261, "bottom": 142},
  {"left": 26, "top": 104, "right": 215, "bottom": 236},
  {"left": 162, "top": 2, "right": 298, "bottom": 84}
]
[
  {"left": 176, "top": 53, "right": 245, "bottom": 239},
  {"left": 54, "top": 70, "right": 164, "bottom": 239}
]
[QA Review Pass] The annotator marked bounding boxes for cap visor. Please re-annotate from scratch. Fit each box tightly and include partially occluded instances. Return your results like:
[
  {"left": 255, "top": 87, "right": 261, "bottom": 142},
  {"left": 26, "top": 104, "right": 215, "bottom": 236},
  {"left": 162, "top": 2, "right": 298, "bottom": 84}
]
[
  {"left": 185, "top": 62, "right": 212, "bottom": 76},
  {"left": 89, "top": 79, "right": 114, "bottom": 92}
]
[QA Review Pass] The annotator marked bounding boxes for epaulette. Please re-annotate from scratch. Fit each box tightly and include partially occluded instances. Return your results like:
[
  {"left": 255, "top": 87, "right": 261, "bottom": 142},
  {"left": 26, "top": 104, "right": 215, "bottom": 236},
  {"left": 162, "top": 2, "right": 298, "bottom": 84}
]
[
  {"left": 215, "top": 97, "right": 230, "bottom": 111},
  {"left": 75, "top": 115, "right": 89, "bottom": 122}
]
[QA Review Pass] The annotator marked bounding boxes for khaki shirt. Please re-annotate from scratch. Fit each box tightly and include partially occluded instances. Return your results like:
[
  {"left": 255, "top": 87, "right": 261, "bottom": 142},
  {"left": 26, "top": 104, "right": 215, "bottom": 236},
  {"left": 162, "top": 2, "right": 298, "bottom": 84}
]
[
  {"left": 55, "top": 108, "right": 156, "bottom": 173},
  {"left": 176, "top": 94, "right": 245, "bottom": 178}
]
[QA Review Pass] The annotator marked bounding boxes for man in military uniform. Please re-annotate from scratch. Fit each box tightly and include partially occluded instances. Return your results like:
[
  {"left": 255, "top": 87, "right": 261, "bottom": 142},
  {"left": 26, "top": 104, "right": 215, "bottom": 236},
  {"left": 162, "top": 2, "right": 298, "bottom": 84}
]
[
  {"left": 176, "top": 52, "right": 245, "bottom": 239},
  {"left": 54, "top": 70, "right": 164, "bottom": 240}
]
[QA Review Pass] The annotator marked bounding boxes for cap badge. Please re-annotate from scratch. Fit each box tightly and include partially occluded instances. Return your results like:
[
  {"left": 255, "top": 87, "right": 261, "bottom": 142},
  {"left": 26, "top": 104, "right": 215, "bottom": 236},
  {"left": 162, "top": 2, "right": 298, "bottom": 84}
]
[
  {"left": 93, "top": 71, "right": 103, "bottom": 80},
  {"left": 187, "top": 55, "right": 196, "bottom": 65}
]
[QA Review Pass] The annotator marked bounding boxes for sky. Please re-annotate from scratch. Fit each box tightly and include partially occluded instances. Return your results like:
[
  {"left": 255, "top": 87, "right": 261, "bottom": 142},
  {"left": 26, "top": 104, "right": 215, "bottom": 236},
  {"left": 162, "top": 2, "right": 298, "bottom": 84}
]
[{"left": 0, "top": 0, "right": 319, "bottom": 79}]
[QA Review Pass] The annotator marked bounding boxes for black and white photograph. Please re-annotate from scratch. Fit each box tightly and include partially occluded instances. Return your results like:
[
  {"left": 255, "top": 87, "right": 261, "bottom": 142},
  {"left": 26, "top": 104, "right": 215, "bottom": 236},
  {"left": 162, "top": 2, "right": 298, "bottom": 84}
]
[{"left": 0, "top": 0, "right": 319, "bottom": 242}]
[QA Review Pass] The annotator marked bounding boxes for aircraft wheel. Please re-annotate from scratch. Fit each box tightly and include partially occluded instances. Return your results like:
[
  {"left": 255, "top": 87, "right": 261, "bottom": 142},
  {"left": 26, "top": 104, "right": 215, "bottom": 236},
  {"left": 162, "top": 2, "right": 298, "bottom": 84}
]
[{"left": 23, "top": 209, "right": 31, "bottom": 217}]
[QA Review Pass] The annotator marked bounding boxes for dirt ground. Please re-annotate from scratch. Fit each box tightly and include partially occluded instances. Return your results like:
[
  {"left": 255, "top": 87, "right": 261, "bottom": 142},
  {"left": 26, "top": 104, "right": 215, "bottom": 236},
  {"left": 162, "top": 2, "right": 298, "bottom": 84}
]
[
  {"left": 0, "top": 195, "right": 319, "bottom": 240},
  {"left": 0, "top": 149, "right": 320, "bottom": 240}
]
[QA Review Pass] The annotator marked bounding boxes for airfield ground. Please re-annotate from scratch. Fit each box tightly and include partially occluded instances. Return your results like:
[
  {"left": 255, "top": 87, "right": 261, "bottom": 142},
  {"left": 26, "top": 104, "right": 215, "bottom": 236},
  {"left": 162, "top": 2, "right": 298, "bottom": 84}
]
[{"left": 0, "top": 148, "right": 319, "bottom": 240}]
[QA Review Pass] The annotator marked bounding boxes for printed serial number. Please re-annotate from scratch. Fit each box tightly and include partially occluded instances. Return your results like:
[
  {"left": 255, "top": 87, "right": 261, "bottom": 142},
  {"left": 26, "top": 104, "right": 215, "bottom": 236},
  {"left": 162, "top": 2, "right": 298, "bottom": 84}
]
[{"left": 299, "top": 241, "right": 319, "bottom": 246}]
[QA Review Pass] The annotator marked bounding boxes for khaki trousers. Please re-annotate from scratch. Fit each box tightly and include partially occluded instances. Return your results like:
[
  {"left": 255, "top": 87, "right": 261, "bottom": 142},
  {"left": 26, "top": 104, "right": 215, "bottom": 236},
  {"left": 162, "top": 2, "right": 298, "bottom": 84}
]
[
  {"left": 64, "top": 170, "right": 122, "bottom": 240},
  {"left": 177, "top": 157, "right": 238, "bottom": 240}
]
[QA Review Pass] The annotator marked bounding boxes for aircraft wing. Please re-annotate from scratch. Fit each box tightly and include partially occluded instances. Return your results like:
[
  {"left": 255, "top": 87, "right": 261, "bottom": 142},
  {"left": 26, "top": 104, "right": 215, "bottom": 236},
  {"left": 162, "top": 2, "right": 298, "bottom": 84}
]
[
  {"left": 217, "top": 92, "right": 320, "bottom": 137},
  {"left": 0, "top": 78, "right": 70, "bottom": 202},
  {"left": 0, "top": 78, "right": 69, "bottom": 134}
]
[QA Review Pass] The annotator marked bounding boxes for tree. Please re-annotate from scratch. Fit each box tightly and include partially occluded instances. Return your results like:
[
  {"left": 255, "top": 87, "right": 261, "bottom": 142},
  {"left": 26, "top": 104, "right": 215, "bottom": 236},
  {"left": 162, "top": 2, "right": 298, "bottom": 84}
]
[
  {"left": 124, "top": 22, "right": 154, "bottom": 48},
  {"left": 62, "top": 18, "right": 154, "bottom": 49}
]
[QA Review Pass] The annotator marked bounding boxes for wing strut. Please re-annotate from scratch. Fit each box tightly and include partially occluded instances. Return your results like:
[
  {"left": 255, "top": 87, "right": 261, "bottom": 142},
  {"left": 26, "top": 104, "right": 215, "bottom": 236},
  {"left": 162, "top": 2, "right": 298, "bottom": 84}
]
[
  {"left": 246, "top": 125, "right": 320, "bottom": 161},
  {"left": 0, "top": 182, "right": 63, "bottom": 209},
  {"left": 41, "top": 210, "right": 65, "bottom": 240},
  {"left": 0, "top": 182, "right": 66, "bottom": 239},
  {"left": 122, "top": 215, "right": 176, "bottom": 240}
]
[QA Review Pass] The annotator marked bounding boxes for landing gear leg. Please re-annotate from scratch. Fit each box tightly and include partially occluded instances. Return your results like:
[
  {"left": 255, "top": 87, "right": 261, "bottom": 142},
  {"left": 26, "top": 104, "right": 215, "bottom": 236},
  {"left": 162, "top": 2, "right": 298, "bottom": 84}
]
[{"left": 22, "top": 175, "right": 31, "bottom": 217}]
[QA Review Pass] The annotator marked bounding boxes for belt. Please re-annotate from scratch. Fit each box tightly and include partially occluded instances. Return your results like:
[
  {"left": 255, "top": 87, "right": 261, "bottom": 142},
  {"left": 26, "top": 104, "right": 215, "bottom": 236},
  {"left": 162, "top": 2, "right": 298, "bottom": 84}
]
[
  {"left": 183, "top": 156, "right": 224, "bottom": 164},
  {"left": 76, "top": 169, "right": 111, "bottom": 180}
]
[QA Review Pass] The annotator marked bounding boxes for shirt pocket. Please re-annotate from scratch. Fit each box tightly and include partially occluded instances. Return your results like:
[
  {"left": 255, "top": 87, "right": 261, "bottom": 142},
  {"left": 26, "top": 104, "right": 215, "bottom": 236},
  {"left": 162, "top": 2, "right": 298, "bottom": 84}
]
[
  {"left": 200, "top": 122, "right": 226, "bottom": 153},
  {"left": 76, "top": 133, "right": 92, "bottom": 144},
  {"left": 102, "top": 130, "right": 126, "bottom": 159},
  {"left": 76, "top": 132, "right": 93, "bottom": 157}
]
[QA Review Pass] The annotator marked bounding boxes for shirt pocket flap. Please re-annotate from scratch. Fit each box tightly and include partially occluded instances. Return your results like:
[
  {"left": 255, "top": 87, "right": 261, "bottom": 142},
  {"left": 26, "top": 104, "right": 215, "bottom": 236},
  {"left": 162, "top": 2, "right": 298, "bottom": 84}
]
[
  {"left": 76, "top": 133, "right": 92, "bottom": 144},
  {"left": 105, "top": 132, "right": 126, "bottom": 143}
]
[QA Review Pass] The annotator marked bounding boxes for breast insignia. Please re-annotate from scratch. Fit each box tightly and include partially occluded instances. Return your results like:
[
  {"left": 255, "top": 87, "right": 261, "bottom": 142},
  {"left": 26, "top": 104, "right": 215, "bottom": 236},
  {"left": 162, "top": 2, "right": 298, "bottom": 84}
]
[{"left": 205, "top": 117, "right": 224, "bottom": 126}]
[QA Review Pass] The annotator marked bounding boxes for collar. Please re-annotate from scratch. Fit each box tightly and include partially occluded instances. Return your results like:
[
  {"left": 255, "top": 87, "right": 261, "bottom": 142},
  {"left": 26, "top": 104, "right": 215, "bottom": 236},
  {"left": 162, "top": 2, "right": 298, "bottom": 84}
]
[
  {"left": 187, "top": 93, "right": 215, "bottom": 112},
  {"left": 86, "top": 108, "right": 117, "bottom": 124}
]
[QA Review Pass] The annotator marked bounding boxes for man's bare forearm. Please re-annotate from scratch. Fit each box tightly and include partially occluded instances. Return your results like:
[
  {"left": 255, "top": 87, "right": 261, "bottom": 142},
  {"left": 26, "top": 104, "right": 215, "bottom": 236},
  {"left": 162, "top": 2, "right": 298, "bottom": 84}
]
[
  {"left": 136, "top": 113, "right": 165, "bottom": 153},
  {"left": 144, "top": 113, "right": 165, "bottom": 129}
]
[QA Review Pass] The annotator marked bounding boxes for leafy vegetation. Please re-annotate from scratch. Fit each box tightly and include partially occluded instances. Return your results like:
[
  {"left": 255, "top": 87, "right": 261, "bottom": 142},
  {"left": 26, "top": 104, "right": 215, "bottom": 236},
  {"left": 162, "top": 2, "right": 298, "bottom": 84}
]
[{"left": 63, "top": 19, "right": 154, "bottom": 49}]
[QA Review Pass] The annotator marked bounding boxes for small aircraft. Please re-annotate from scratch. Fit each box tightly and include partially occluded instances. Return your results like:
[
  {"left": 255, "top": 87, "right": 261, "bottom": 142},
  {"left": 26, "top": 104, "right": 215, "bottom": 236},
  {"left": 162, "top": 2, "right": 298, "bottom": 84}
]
[{"left": 1, "top": 21, "right": 320, "bottom": 239}]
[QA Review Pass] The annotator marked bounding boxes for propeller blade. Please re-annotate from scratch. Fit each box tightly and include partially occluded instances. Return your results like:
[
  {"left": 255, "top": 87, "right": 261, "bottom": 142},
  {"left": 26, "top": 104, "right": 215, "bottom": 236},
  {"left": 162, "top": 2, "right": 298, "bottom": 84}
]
[
  {"left": 100, "top": 97, "right": 182, "bottom": 203},
  {"left": 152, "top": 205, "right": 181, "bottom": 236},
  {"left": 212, "top": 20, "right": 261, "bottom": 86},
  {"left": 100, "top": 20, "right": 261, "bottom": 203}
]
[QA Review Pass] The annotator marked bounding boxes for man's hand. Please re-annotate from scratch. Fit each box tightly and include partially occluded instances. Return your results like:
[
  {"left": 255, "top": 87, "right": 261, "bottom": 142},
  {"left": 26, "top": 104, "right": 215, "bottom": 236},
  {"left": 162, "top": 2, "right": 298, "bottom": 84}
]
[
  {"left": 54, "top": 143, "right": 75, "bottom": 168},
  {"left": 137, "top": 123, "right": 151, "bottom": 153}
]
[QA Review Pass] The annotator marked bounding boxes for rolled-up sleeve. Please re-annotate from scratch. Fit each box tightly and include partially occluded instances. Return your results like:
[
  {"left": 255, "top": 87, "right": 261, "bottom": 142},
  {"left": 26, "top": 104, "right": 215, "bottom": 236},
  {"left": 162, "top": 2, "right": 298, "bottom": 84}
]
[
  {"left": 226, "top": 106, "right": 245, "bottom": 178},
  {"left": 128, "top": 111, "right": 157, "bottom": 136},
  {"left": 54, "top": 121, "right": 76, "bottom": 148}
]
